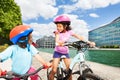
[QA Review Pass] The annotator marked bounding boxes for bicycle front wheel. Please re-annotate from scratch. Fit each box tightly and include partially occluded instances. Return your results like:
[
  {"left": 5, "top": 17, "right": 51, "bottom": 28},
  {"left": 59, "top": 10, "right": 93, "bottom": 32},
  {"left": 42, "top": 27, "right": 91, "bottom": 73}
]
[
  {"left": 72, "top": 62, "right": 90, "bottom": 79},
  {"left": 77, "top": 72, "right": 104, "bottom": 80},
  {"left": 57, "top": 67, "right": 65, "bottom": 80},
  {"left": 74, "top": 68, "right": 104, "bottom": 80}
]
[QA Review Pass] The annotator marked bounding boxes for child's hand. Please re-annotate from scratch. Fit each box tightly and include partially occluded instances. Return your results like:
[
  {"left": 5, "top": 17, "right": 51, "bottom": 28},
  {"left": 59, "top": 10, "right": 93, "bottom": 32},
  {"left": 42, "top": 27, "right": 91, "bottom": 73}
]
[
  {"left": 53, "top": 31, "right": 59, "bottom": 35},
  {"left": 55, "top": 41, "right": 65, "bottom": 46},
  {"left": 0, "top": 68, "right": 2, "bottom": 76},
  {"left": 88, "top": 41, "right": 96, "bottom": 47},
  {"left": 43, "top": 62, "right": 52, "bottom": 69},
  {"left": 0, "top": 68, "right": 7, "bottom": 76}
]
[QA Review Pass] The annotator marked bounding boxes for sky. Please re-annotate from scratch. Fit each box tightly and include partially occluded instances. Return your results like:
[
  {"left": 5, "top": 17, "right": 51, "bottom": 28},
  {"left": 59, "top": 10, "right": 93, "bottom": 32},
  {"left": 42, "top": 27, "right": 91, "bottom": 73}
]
[{"left": 14, "top": 0, "right": 120, "bottom": 42}]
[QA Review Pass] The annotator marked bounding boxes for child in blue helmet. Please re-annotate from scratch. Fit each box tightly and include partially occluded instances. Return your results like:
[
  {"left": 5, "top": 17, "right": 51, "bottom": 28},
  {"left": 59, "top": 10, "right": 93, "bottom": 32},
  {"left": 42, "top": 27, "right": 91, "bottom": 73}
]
[{"left": 0, "top": 25, "right": 51, "bottom": 80}]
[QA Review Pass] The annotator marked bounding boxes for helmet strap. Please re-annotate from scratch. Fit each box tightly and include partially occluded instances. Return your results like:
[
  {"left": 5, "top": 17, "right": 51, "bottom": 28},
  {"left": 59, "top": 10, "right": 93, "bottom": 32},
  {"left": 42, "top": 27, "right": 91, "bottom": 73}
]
[
  {"left": 27, "top": 44, "right": 30, "bottom": 52},
  {"left": 17, "top": 37, "right": 30, "bottom": 51}
]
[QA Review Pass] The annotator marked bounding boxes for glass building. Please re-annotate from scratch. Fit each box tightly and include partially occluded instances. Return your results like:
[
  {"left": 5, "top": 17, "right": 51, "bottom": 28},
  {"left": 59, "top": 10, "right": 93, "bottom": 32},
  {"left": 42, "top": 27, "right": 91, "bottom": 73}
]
[
  {"left": 89, "top": 17, "right": 120, "bottom": 47},
  {"left": 36, "top": 36, "right": 55, "bottom": 48}
]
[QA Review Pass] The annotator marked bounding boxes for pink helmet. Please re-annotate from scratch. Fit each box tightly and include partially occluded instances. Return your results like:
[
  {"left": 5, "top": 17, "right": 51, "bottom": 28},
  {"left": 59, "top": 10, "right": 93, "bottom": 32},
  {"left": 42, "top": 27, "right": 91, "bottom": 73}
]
[{"left": 54, "top": 15, "right": 71, "bottom": 24}]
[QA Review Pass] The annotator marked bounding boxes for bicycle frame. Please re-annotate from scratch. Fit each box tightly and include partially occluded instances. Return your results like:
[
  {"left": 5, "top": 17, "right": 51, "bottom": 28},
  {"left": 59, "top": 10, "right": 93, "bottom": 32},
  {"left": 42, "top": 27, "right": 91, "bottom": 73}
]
[
  {"left": 70, "top": 50, "right": 85, "bottom": 70},
  {"left": 58, "top": 50, "right": 91, "bottom": 76},
  {"left": 0, "top": 66, "right": 44, "bottom": 80}
]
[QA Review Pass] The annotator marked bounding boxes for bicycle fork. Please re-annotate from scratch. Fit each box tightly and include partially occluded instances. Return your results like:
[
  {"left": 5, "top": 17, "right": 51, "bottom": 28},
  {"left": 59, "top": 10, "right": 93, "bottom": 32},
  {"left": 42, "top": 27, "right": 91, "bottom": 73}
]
[
  {"left": 61, "top": 51, "right": 85, "bottom": 80},
  {"left": 70, "top": 52, "right": 85, "bottom": 70},
  {"left": 69, "top": 51, "right": 92, "bottom": 76}
]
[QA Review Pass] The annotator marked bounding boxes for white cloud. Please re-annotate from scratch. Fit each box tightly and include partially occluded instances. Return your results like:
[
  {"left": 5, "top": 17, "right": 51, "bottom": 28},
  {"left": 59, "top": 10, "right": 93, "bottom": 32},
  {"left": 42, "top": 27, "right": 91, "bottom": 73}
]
[
  {"left": 24, "top": 14, "right": 89, "bottom": 41},
  {"left": 110, "top": 0, "right": 120, "bottom": 4},
  {"left": 14, "top": 0, "right": 89, "bottom": 41},
  {"left": 89, "top": 13, "right": 99, "bottom": 18},
  {"left": 15, "top": 0, "right": 58, "bottom": 21},
  {"left": 59, "top": 5, "right": 76, "bottom": 13},
  {"left": 68, "top": 14, "right": 89, "bottom": 40},
  {"left": 15, "top": 0, "right": 114, "bottom": 41},
  {"left": 62, "top": 0, "right": 120, "bottom": 13},
  {"left": 15, "top": 0, "right": 120, "bottom": 21},
  {"left": 25, "top": 22, "right": 56, "bottom": 41}
]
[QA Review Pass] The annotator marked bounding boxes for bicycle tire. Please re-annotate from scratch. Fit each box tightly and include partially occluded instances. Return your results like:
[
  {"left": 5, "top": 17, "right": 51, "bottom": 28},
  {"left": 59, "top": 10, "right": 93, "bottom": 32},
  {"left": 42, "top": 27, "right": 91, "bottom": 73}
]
[
  {"left": 72, "top": 62, "right": 91, "bottom": 79},
  {"left": 73, "top": 68, "right": 103, "bottom": 80},
  {"left": 72, "top": 65, "right": 103, "bottom": 80},
  {"left": 57, "top": 67, "right": 65, "bottom": 80},
  {"left": 77, "top": 72, "right": 104, "bottom": 80}
]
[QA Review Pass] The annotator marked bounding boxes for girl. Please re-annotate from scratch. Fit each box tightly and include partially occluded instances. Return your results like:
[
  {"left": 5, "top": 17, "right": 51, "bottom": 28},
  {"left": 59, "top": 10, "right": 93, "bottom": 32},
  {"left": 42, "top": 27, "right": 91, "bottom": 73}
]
[{"left": 49, "top": 14, "right": 95, "bottom": 80}]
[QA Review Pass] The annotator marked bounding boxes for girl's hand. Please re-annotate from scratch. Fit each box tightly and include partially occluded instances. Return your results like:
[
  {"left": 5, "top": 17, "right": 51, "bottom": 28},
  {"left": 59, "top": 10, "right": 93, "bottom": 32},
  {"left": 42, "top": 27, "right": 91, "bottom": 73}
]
[
  {"left": 54, "top": 31, "right": 65, "bottom": 46},
  {"left": 56, "top": 41, "right": 64, "bottom": 46},
  {"left": 87, "top": 41, "right": 96, "bottom": 47},
  {"left": 53, "top": 31, "right": 59, "bottom": 35}
]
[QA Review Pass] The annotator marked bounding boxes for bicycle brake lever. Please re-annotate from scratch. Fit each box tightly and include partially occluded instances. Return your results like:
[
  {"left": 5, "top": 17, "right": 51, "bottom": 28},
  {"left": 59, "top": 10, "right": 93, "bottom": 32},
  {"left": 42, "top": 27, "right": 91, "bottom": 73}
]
[{"left": 64, "top": 42, "right": 72, "bottom": 46}]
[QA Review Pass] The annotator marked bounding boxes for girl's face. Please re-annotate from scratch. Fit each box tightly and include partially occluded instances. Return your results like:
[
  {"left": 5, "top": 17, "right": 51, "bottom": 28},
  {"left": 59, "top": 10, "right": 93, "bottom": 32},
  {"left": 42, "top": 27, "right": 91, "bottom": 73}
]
[{"left": 56, "top": 23, "right": 65, "bottom": 32}]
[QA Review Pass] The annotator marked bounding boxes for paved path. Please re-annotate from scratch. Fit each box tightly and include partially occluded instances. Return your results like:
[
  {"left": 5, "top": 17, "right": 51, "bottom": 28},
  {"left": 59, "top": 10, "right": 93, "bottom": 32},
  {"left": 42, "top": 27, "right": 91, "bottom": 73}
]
[{"left": 0, "top": 52, "right": 120, "bottom": 80}]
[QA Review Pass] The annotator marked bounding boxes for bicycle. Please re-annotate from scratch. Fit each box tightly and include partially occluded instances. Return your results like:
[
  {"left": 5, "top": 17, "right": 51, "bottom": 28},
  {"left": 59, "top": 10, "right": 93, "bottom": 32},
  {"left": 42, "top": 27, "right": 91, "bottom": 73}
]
[
  {"left": 0, "top": 66, "right": 45, "bottom": 80},
  {"left": 47, "top": 40, "right": 103, "bottom": 80}
]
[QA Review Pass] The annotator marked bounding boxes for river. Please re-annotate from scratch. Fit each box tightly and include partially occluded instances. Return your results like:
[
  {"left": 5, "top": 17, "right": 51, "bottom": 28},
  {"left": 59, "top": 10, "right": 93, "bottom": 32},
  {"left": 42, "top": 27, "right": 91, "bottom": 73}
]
[{"left": 37, "top": 48, "right": 120, "bottom": 67}]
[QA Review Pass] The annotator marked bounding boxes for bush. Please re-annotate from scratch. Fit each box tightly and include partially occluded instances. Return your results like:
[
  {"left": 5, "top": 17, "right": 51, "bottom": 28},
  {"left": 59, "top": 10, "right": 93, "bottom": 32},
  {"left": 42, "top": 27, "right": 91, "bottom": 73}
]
[
  {"left": 114, "top": 45, "right": 119, "bottom": 48},
  {"left": 100, "top": 45, "right": 119, "bottom": 48},
  {"left": 0, "top": 44, "right": 9, "bottom": 52}
]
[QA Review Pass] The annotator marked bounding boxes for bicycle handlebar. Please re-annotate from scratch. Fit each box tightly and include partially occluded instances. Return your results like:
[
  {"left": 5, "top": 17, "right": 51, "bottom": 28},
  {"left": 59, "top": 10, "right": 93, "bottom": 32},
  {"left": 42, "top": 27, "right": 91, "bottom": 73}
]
[
  {"left": 0, "top": 66, "right": 44, "bottom": 79},
  {"left": 64, "top": 40, "right": 89, "bottom": 52}
]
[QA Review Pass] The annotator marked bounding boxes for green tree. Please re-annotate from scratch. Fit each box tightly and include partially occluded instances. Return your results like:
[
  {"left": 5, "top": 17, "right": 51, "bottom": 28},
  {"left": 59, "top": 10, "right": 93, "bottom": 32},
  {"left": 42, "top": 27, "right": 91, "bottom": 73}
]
[{"left": 0, "top": 0, "right": 22, "bottom": 45}]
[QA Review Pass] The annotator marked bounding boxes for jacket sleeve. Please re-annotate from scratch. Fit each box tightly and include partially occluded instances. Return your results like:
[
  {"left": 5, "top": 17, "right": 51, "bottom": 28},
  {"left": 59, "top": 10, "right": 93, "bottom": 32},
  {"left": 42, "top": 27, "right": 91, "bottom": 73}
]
[{"left": 0, "top": 46, "right": 13, "bottom": 62}]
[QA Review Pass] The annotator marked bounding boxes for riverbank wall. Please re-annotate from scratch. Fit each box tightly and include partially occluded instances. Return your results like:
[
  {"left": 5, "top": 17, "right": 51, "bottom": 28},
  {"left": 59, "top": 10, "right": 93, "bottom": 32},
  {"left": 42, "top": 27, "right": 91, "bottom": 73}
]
[{"left": 89, "top": 48, "right": 120, "bottom": 50}]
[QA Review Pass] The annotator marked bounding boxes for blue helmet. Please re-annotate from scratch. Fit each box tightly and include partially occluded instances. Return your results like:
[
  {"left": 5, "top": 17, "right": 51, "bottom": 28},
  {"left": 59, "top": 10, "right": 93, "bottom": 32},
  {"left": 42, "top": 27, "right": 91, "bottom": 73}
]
[{"left": 9, "top": 25, "right": 33, "bottom": 44}]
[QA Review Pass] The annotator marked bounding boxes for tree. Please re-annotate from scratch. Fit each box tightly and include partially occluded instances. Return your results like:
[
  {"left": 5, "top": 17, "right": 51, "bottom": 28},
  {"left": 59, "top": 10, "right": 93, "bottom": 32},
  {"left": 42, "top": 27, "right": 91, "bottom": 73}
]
[{"left": 0, "top": 0, "right": 22, "bottom": 45}]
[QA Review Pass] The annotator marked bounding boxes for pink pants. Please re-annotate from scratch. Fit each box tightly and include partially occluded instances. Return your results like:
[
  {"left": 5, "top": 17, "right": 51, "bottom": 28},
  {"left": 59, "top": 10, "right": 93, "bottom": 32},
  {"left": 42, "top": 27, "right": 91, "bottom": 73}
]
[{"left": 13, "top": 67, "right": 39, "bottom": 80}]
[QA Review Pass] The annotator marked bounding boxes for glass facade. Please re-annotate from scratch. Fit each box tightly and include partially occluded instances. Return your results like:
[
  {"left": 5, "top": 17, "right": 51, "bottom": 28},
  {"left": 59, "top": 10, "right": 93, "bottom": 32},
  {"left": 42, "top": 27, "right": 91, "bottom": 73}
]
[
  {"left": 36, "top": 36, "right": 55, "bottom": 48},
  {"left": 89, "top": 17, "right": 120, "bottom": 47}
]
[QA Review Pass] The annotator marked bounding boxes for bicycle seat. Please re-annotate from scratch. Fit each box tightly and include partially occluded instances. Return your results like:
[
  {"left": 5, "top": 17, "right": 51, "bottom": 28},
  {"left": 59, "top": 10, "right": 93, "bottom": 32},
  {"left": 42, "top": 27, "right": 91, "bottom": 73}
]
[
  {"left": 59, "top": 55, "right": 67, "bottom": 61},
  {"left": 61, "top": 55, "right": 67, "bottom": 58}
]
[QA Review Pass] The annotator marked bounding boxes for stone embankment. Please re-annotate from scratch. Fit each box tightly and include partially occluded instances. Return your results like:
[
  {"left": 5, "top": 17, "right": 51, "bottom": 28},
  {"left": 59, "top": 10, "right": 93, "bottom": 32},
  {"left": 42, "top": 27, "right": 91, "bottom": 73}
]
[{"left": 0, "top": 51, "right": 120, "bottom": 80}]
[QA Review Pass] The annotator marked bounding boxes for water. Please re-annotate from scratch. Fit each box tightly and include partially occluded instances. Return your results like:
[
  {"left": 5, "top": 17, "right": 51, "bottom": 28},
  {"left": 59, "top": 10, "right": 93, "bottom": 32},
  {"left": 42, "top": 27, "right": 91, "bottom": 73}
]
[
  {"left": 38, "top": 48, "right": 120, "bottom": 67},
  {"left": 88, "top": 50, "right": 120, "bottom": 67}
]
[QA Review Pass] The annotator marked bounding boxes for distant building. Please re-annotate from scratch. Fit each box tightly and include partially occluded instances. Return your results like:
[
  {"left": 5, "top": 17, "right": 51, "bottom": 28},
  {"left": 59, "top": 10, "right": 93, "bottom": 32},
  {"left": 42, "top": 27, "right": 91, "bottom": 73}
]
[
  {"left": 36, "top": 36, "right": 55, "bottom": 48},
  {"left": 89, "top": 17, "right": 120, "bottom": 47}
]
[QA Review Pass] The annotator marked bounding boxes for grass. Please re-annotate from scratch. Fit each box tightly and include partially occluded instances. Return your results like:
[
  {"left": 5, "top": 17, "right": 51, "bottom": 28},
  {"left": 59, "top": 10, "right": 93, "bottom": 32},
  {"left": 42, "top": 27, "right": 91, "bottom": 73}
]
[{"left": 0, "top": 44, "right": 9, "bottom": 52}]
